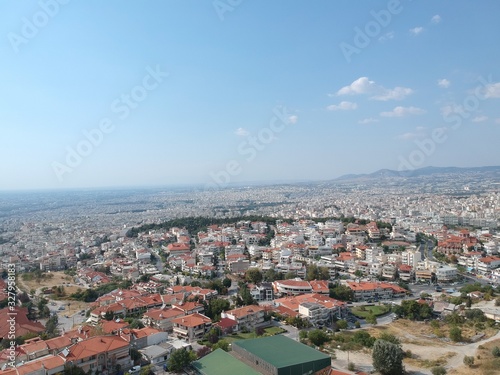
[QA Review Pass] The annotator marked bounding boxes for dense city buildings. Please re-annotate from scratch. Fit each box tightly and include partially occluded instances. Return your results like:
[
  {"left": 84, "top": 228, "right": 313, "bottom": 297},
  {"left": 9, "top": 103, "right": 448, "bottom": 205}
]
[{"left": 1, "top": 168, "right": 500, "bottom": 374}]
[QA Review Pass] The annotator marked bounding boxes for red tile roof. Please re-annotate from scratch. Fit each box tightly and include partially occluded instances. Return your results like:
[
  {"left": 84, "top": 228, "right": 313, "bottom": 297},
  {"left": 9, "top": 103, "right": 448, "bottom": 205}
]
[{"left": 65, "top": 335, "right": 129, "bottom": 361}]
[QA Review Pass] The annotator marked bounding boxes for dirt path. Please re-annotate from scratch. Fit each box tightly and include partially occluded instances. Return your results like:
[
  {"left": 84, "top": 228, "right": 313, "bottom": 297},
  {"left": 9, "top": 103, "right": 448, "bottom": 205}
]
[
  {"left": 332, "top": 328, "right": 500, "bottom": 374},
  {"left": 444, "top": 330, "right": 500, "bottom": 370}
]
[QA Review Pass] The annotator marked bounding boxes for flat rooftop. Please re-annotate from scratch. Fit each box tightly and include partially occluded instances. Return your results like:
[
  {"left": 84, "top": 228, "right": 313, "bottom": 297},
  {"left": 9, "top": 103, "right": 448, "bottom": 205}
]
[
  {"left": 233, "top": 335, "right": 330, "bottom": 369},
  {"left": 191, "top": 349, "right": 260, "bottom": 375}
]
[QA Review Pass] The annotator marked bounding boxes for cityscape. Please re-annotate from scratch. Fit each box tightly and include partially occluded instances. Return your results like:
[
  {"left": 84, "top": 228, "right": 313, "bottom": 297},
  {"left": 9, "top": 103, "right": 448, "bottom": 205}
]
[
  {"left": 2, "top": 1, "right": 500, "bottom": 375},
  {"left": 1, "top": 167, "right": 500, "bottom": 374}
]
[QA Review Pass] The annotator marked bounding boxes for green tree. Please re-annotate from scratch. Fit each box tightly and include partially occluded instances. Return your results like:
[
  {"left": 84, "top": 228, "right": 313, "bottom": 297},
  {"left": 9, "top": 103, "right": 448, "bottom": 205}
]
[
  {"left": 245, "top": 268, "right": 263, "bottom": 284},
  {"left": 207, "top": 298, "right": 230, "bottom": 320},
  {"left": 372, "top": 339, "right": 405, "bottom": 375},
  {"left": 167, "top": 349, "right": 197, "bottom": 372},
  {"left": 308, "top": 329, "right": 330, "bottom": 346},
  {"left": 238, "top": 285, "right": 255, "bottom": 306},
  {"left": 140, "top": 364, "right": 153, "bottom": 375},
  {"left": 449, "top": 326, "right": 462, "bottom": 342},
  {"left": 379, "top": 333, "right": 401, "bottom": 346},
  {"left": 492, "top": 346, "right": 500, "bottom": 357},
  {"left": 212, "top": 339, "right": 230, "bottom": 352},
  {"left": 463, "top": 355, "right": 474, "bottom": 367},
  {"left": 329, "top": 284, "right": 354, "bottom": 301},
  {"left": 222, "top": 278, "right": 232, "bottom": 288},
  {"left": 130, "top": 348, "right": 141, "bottom": 363},
  {"left": 352, "top": 330, "right": 376, "bottom": 348},
  {"left": 366, "top": 313, "right": 377, "bottom": 325},
  {"left": 431, "top": 366, "right": 447, "bottom": 375},
  {"left": 299, "top": 330, "right": 308, "bottom": 341},
  {"left": 336, "top": 319, "right": 348, "bottom": 330}
]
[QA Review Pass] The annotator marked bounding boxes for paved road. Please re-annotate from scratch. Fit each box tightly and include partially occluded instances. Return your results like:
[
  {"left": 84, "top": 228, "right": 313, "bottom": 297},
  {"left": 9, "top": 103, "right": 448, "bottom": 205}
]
[{"left": 47, "top": 300, "right": 89, "bottom": 332}]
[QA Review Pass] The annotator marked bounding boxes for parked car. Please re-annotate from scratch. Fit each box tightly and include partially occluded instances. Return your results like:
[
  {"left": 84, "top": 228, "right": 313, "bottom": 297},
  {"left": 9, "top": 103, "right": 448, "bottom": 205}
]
[{"left": 129, "top": 366, "right": 141, "bottom": 374}]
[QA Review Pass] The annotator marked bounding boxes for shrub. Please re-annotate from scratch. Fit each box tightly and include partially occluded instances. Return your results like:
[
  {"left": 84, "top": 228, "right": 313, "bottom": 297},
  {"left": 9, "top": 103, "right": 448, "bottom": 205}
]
[
  {"left": 463, "top": 355, "right": 474, "bottom": 367},
  {"left": 449, "top": 326, "right": 462, "bottom": 342},
  {"left": 492, "top": 346, "right": 500, "bottom": 357},
  {"left": 347, "top": 362, "right": 355, "bottom": 371},
  {"left": 431, "top": 366, "right": 447, "bottom": 375}
]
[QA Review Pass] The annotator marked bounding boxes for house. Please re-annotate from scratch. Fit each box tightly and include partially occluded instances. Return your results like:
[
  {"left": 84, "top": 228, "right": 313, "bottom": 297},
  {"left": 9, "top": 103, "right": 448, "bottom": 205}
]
[
  {"left": 214, "top": 317, "right": 239, "bottom": 335},
  {"left": 0, "top": 355, "right": 65, "bottom": 375},
  {"left": 432, "top": 301, "right": 458, "bottom": 317},
  {"left": 220, "top": 305, "right": 265, "bottom": 331},
  {"left": 138, "top": 342, "right": 175, "bottom": 366},
  {"left": 477, "top": 256, "right": 500, "bottom": 274},
  {"left": 249, "top": 282, "right": 274, "bottom": 302},
  {"left": 166, "top": 243, "right": 191, "bottom": 256},
  {"left": 62, "top": 335, "right": 132, "bottom": 374},
  {"left": 436, "top": 266, "right": 457, "bottom": 282},
  {"left": 142, "top": 307, "right": 185, "bottom": 332},
  {"left": 171, "top": 313, "right": 212, "bottom": 342},
  {"left": 171, "top": 301, "right": 205, "bottom": 316},
  {"left": 0, "top": 307, "right": 45, "bottom": 339},
  {"left": 345, "top": 281, "right": 407, "bottom": 301},
  {"left": 274, "top": 293, "right": 347, "bottom": 323},
  {"left": 273, "top": 279, "right": 313, "bottom": 296}
]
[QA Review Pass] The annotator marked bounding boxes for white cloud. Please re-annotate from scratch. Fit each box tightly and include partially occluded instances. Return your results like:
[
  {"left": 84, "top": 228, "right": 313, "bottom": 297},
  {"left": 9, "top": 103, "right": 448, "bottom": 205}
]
[
  {"left": 431, "top": 15, "right": 442, "bottom": 24},
  {"left": 437, "top": 78, "right": 451, "bottom": 88},
  {"left": 358, "top": 118, "right": 379, "bottom": 124},
  {"left": 235, "top": 127, "right": 249, "bottom": 137},
  {"left": 495, "top": 118, "right": 500, "bottom": 124},
  {"left": 380, "top": 106, "right": 426, "bottom": 117},
  {"left": 336, "top": 77, "right": 375, "bottom": 96},
  {"left": 327, "top": 101, "right": 358, "bottom": 111},
  {"left": 483, "top": 82, "right": 500, "bottom": 98},
  {"left": 288, "top": 115, "right": 298, "bottom": 124},
  {"left": 373, "top": 87, "right": 414, "bottom": 101},
  {"left": 336, "top": 77, "right": 413, "bottom": 101},
  {"left": 410, "top": 27, "right": 424, "bottom": 35},
  {"left": 472, "top": 115, "right": 488, "bottom": 123},
  {"left": 378, "top": 31, "right": 395, "bottom": 43}
]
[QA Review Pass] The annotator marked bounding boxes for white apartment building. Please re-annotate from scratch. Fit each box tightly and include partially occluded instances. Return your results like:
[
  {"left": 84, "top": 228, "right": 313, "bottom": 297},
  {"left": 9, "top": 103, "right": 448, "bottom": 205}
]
[
  {"left": 436, "top": 266, "right": 457, "bottom": 282},
  {"left": 401, "top": 249, "right": 422, "bottom": 268},
  {"left": 477, "top": 256, "right": 500, "bottom": 274}
]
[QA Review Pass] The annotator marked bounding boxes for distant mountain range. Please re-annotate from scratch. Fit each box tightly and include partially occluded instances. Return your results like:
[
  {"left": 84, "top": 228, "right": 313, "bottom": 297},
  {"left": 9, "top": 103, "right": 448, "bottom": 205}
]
[{"left": 335, "top": 166, "right": 500, "bottom": 181}]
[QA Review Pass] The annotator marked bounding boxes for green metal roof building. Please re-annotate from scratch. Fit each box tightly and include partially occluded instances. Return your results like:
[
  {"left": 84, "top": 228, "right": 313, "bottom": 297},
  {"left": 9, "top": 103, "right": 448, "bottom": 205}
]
[
  {"left": 232, "top": 335, "right": 331, "bottom": 375},
  {"left": 192, "top": 349, "right": 261, "bottom": 375}
]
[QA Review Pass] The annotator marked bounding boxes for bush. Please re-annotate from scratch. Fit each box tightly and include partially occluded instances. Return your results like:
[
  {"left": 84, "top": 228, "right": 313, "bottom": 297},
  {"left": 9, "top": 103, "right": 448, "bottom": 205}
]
[
  {"left": 463, "top": 355, "right": 474, "bottom": 367},
  {"left": 449, "top": 326, "right": 462, "bottom": 342},
  {"left": 347, "top": 362, "right": 355, "bottom": 371},
  {"left": 492, "top": 346, "right": 500, "bottom": 357},
  {"left": 431, "top": 366, "right": 447, "bottom": 375}
]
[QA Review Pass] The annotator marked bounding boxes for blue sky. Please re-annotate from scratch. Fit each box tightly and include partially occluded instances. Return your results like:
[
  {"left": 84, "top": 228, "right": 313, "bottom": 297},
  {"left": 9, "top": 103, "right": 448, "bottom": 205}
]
[{"left": 1, "top": 0, "right": 500, "bottom": 190}]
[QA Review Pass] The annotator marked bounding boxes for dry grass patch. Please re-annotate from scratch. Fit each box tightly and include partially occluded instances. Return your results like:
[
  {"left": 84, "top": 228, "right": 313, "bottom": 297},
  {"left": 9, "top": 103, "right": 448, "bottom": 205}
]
[
  {"left": 19, "top": 271, "right": 74, "bottom": 292},
  {"left": 449, "top": 339, "right": 500, "bottom": 375},
  {"left": 405, "top": 351, "right": 456, "bottom": 369}
]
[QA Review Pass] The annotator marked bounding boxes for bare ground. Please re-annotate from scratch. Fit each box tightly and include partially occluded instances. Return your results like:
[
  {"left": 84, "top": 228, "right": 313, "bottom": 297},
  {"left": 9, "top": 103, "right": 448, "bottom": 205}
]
[{"left": 331, "top": 320, "right": 500, "bottom": 374}]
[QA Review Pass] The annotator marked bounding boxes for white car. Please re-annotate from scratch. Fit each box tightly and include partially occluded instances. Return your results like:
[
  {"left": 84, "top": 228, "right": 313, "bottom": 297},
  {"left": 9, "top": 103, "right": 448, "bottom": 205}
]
[{"left": 129, "top": 366, "right": 141, "bottom": 374}]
